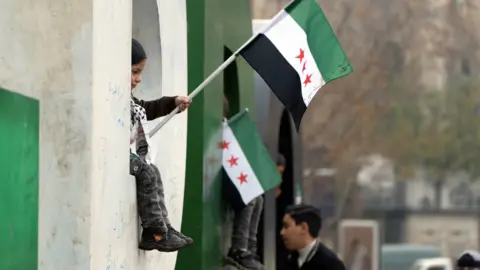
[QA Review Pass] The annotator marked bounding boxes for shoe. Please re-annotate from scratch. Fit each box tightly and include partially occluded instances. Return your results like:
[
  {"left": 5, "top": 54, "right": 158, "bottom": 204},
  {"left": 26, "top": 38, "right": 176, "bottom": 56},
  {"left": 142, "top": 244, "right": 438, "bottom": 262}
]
[
  {"left": 168, "top": 225, "right": 194, "bottom": 245},
  {"left": 248, "top": 248, "right": 261, "bottom": 262},
  {"left": 224, "top": 249, "right": 265, "bottom": 270},
  {"left": 138, "top": 228, "right": 187, "bottom": 252},
  {"left": 252, "top": 253, "right": 262, "bottom": 264}
]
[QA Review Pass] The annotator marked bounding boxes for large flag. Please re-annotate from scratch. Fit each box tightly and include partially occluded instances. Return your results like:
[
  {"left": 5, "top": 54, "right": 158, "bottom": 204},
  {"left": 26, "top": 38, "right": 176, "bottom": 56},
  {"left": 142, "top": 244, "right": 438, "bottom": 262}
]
[
  {"left": 221, "top": 110, "right": 282, "bottom": 209},
  {"left": 240, "top": 0, "right": 353, "bottom": 131}
]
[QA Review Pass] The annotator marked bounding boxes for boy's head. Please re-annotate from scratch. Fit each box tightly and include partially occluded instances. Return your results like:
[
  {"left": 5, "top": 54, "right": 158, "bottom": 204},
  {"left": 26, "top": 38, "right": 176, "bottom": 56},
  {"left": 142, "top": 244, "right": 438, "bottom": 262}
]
[
  {"left": 131, "top": 38, "right": 147, "bottom": 90},
  {"left": 457, "top": 251, "right": 480, "bottom": 269},
  {"left": 280, "top": 204, "right": 322, "bottom": 251},
  {"left": 277, "top": 153, "right": 286, "bottom": 174}
]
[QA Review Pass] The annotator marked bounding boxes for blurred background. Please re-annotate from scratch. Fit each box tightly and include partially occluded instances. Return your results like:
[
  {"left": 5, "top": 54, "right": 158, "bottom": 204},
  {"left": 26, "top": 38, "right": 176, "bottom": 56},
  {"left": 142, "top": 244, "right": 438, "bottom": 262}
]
[{"left": 252, "top": 0, "right": 480, "bottom": 269}]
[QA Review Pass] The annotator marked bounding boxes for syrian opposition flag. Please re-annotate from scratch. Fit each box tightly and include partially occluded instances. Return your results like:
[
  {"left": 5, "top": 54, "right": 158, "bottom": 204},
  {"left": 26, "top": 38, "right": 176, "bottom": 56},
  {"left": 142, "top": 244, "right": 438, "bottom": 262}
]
[
  {"left": 239, "top": 0, "right": 353, "bottom": 131},
  {"left": 221, "top": 110, "right": 282, "bottom": 209}
]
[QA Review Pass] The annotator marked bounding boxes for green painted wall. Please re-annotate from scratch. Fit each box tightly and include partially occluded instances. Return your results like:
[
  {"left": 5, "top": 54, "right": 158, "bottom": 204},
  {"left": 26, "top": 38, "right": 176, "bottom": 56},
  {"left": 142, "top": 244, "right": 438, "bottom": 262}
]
[
  {"left": 177, "top": 0, "right": 254, "bottom": 269},
  {"left": 0, "top": 88, "right": 39, "bottom": 270}
]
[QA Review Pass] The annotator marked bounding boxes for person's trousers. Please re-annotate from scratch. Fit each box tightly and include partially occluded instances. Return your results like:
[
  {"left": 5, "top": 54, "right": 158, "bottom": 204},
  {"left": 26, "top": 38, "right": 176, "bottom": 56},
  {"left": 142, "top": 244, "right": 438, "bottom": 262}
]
[
  {"left": 130, "top": 154, "right": 170, "bottom": 233},
  {"left": 231, "top": 195, "right": 264, "bottom": 253}
]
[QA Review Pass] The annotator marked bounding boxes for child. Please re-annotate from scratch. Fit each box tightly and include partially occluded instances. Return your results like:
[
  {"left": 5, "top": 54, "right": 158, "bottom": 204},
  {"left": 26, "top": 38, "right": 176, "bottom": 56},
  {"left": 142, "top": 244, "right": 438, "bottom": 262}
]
[
  {"left": 130, "top": 38, "right": 193, "bottom": 252},
  {"left": 223, "top": 95, "right": 265, "bottom": 270}
]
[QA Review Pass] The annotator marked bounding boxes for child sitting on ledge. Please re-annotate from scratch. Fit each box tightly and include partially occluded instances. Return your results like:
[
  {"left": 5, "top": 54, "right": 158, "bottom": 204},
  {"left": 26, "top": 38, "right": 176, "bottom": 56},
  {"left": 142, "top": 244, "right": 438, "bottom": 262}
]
[{"left": 130, "top": 38, "right": 193, "bottom": 252}]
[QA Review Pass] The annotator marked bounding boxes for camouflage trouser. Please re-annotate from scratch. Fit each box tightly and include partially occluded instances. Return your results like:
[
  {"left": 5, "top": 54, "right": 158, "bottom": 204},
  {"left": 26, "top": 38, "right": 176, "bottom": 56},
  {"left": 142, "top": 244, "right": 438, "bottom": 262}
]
[{"left": 130, "top": 154, "right": 170, "bottom": 233}]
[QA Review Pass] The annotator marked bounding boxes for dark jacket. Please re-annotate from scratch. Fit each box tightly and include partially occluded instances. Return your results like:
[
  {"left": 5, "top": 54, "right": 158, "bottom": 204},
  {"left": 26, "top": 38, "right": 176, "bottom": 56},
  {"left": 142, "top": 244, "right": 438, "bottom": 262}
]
[
  {"left": 132, "top": 96, "right": 177, "bottom": 120},
  {"left": 285, "top": 241, "right": 346, "bottom": 270}
]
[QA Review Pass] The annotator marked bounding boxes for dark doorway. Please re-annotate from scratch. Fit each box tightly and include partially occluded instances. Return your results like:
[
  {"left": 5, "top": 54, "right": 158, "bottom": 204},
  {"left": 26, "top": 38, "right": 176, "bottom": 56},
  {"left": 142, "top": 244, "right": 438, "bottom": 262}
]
[
  {"left": 221, "top": 46, "right": 240, "bottom": 256},
  {"left": 276, "top": 109, "right": 294, "bottom": 269},
  {"left": 223, "top": 47, "right": 239, "bottom": 117}
]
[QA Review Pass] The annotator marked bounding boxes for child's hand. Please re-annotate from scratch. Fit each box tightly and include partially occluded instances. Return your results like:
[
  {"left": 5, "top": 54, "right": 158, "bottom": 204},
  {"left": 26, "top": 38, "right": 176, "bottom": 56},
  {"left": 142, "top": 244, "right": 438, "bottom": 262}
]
[{"left": 175, "top": 96, "right": 191, "bottom": 112}]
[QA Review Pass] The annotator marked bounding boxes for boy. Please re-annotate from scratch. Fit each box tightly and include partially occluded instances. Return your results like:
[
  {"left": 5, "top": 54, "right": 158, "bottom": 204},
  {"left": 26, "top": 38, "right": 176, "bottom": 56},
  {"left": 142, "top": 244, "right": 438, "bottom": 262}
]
[
  {"left": 130, "top": 38, "right": 193, "bottom": 252},
  {"left": 281, "top": 204, "right": 345, "bottom": 270}
]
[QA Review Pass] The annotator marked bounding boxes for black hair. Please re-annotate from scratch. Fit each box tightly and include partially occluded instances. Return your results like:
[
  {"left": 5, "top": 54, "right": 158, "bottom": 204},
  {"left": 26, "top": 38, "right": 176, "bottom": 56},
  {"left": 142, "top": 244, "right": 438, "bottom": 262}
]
[
  {"left": 285, "top": 204, "right": 322, "bottom": 238},
  {"left": 277, "top": 153, "right": 286, "bottom": 166},
  {"left": 457, "top": 251, "right": 480, "bottom": 267},
  {"left": 132, "top": 38, "right": 147, "bottom": 65}
]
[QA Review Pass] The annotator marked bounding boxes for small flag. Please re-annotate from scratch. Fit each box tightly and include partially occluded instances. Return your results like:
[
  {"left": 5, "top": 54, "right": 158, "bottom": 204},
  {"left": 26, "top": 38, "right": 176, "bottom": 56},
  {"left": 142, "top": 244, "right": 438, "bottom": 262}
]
[
  {"left": 221, "top": 110, "right": 282, "bottom": 209},
  {"left": 239, "top": 0, "right": 353, "bottom": 131}
]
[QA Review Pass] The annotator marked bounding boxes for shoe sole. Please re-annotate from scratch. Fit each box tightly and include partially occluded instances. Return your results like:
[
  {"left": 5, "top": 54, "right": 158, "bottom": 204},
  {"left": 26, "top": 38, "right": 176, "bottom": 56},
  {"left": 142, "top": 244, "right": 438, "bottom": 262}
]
[
  {"left": 223, "top": 257, "right": 256, "bottom": 270},
  {"left": 138, "top": 242, "right": 187, "bottom": 252}
]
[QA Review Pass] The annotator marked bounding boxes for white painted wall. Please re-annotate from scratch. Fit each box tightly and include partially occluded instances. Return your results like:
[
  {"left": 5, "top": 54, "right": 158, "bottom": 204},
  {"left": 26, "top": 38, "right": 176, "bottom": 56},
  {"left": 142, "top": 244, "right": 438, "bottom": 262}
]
[{"left": 0, "top": 0, "right": 187, "bottom": 269}]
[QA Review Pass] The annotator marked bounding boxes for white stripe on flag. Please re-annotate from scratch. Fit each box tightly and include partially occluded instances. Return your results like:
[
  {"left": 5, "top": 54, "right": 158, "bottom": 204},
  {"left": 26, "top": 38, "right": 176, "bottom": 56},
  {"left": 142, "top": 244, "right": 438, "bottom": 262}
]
[
  {"left": 222, "top": 123, "right": 264, "bottom": 205},
  {"left": 263, "top": 10, "right": 326, "bottom": 105}
]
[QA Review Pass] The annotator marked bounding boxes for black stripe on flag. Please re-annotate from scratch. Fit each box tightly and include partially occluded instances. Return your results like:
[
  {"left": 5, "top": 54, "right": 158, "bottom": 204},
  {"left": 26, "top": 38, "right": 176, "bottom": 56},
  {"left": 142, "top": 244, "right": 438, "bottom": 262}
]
[
  {"left": 239, "top": 34, "right": 307, "bottom": 131},
  {"left": 221, "top": 169, "right": 247, "bottom": 211}
]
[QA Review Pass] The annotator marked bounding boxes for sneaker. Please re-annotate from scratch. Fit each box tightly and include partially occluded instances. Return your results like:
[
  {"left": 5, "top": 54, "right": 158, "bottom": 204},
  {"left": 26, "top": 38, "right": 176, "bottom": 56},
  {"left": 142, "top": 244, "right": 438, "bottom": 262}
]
[
  {"left": 138, "top": 228, "right": 187, "bottom": 252},
  {"left": 248, "top": 247, "right": 261, "bottom": 263},
  {"left": 224, "top": 249, "right": 265, "bottom": 270},
  {"left": 168, "top": 225, "right": 194, "bottom": 245},
  {"left": 252, "top": 253, "right": 262, "bottom": 264}
]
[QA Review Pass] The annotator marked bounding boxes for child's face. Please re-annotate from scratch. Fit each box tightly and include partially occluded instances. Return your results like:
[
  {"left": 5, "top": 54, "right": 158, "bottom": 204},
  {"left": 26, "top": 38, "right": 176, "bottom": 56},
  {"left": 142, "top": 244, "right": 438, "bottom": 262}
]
[
  {"left": 277, "top": 164, "right": 285, "bottom": 174},
  {"left": 131, "top": 59, "right": 147, "bottom": 90}
]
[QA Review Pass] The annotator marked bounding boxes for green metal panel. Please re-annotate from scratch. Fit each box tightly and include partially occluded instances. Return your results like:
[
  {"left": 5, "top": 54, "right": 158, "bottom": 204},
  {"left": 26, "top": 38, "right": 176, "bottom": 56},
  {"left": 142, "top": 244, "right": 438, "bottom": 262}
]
[
  {"left": 221, "top": 0, "right": 255, "bottom": 116},
  {"left": 0, "top": 88, "right": 39, "bottom": 270},
  {"left": 177, "top": 0, "right": 254, "bottom": 268}
]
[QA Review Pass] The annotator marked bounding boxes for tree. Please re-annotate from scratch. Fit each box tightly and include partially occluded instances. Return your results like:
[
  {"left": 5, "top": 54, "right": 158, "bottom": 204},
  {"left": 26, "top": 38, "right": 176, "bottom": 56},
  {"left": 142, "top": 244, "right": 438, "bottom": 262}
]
[
  {"left": 312, "top": 79, "right": 480, "bottom": 213},
  {"left": 367, "top": 80, "right": 480, "bottom": 207}
]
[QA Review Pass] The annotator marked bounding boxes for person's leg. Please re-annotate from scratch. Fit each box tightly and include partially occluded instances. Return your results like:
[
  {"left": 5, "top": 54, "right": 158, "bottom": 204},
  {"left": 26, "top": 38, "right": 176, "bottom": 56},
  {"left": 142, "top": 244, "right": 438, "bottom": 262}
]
[
  {"left": 231, "top": 202, "right": 253, "bottom": 251},
  {"left": 150, "top": 164, "right": 194, "bottom": 245},
  {"left": 130, "top": 154, "right": 186, "bottom": 252},
  {"left": 226, "top": 200, "right": 264, "bottom": 270},
  {"left": 248, "top": 196, "right": 264, "bottom": 256}
]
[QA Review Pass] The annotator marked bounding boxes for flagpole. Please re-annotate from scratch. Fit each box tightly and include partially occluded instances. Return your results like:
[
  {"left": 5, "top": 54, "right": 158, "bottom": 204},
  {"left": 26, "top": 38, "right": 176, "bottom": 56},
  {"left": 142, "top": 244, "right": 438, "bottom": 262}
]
[
  {"left": 147, "top": 6, "right": 288, "bottom": 139},
  {"left": 147, "top": 54, "right": 237, "bottom": 138}
]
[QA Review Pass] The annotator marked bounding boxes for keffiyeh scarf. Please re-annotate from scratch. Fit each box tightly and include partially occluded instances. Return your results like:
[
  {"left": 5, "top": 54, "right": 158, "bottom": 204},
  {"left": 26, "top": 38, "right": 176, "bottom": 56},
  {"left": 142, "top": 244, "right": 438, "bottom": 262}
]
[{"left": 130, "top": 98, "right": 152, "bottom": 163}]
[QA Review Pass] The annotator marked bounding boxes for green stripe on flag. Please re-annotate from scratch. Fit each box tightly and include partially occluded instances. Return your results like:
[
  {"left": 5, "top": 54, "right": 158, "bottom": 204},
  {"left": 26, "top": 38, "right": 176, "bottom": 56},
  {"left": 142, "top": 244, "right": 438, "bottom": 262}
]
[
  {"left": 0, "top": 88, "right": 39, "bottom": 270},
  {"left": 227, "top": 110, "right": 281, "bottom": 191},
  {"left": 286, "top": 0, "right": 353, "bottom": 82}
]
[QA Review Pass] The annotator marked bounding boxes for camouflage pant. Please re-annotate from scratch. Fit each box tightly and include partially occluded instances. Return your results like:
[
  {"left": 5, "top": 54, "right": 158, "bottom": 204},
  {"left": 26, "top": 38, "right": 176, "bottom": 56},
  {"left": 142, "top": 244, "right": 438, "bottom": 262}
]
[{"left": 130, "top": 154, "right": 170, "bottom": 233}]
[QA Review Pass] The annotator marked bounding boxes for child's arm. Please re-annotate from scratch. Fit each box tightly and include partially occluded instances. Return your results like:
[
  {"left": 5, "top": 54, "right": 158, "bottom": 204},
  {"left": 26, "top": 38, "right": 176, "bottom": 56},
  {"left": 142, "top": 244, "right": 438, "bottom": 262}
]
[{"left": 132, "top": 96, "right": 177, "bottom": 120}]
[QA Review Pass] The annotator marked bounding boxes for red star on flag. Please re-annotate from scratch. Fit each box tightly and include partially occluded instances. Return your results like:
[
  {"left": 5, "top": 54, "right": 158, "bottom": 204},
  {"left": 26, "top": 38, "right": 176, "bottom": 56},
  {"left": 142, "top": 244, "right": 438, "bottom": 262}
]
[
  {"left": 303, "top": 74, "right": 312, "bottom": 87},
  {"left": 237, "top": 173, "right": 248, "bottom": 184},
  {"left": 227, "top": 155, "right": 239, "bottom": 167},
  {"left": 302, "top": 61, "right": 307, "bottom": 73},
  {"left": 219, "top": 140, "right": 230, "bottom": 150},
  {"left": 295, "top": 48, "right": 305, "bottom": 64}
]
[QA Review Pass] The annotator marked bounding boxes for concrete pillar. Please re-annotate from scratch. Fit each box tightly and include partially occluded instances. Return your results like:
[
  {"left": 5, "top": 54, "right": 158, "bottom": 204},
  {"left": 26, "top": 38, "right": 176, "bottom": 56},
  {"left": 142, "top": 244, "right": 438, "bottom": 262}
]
[
  {"left": 0, "top": 0, "right": 187, "bottom": 269},
  {"left": 0, "top": 0, "right": 131, "bottom": 268}
]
